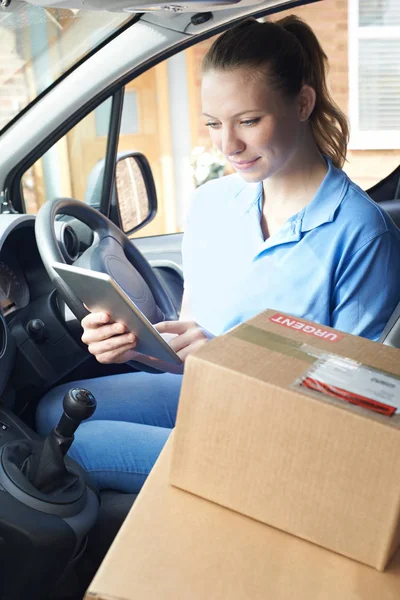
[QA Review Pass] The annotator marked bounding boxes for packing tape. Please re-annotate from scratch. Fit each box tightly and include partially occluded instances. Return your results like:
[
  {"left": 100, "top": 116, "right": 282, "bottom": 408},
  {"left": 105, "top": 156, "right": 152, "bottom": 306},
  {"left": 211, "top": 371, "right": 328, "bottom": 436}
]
[{"left": 231, "top": 325, "right": 316, "bottom": 364}]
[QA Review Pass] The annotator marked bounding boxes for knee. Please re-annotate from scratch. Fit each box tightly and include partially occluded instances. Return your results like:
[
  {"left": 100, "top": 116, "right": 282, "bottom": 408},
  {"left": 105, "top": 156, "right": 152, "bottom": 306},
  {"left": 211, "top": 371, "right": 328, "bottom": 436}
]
[{"left": 67, "top": 420, "right": 172, "bottom": 494}]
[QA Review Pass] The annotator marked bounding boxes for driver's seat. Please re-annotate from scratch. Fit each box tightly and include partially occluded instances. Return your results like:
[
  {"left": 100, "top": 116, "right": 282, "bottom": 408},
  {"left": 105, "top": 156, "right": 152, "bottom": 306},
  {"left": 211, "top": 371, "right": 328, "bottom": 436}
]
[
  {"left": 379, "top": 302, "right": 400, "bottom": 348},
  {"left": 52, "top": 490, "right": 137, "bottom": 599},
  {"left": 83, "top": 490, "right": 137, "bottom": 569}
]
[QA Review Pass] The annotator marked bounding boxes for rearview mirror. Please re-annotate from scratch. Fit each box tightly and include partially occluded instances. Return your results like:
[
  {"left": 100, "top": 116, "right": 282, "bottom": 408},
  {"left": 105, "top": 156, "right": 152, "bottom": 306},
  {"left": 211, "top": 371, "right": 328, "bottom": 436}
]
[{"left": 115, "top": 152, "right": 157, "bottom": 234}]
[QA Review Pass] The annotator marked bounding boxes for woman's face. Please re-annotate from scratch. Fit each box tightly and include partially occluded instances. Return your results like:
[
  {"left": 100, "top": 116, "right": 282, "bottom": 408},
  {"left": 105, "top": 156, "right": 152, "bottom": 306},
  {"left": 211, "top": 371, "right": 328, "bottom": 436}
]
[{"left": 201, "top": 68, "right": 306, "bottom": 183}]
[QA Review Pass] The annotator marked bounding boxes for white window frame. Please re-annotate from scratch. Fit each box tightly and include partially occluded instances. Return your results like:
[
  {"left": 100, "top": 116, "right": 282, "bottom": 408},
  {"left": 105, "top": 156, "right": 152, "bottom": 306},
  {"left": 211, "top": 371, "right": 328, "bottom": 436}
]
[{"left": 348, "top": 0, "right": 400, "bottom": 150}]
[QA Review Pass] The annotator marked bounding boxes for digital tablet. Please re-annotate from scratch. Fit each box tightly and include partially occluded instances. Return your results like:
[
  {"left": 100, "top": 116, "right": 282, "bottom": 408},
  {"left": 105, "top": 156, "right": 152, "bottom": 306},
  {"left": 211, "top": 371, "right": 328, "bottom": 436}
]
[{"left": 52, "top": 262, "right": 182, "bottom": 365}]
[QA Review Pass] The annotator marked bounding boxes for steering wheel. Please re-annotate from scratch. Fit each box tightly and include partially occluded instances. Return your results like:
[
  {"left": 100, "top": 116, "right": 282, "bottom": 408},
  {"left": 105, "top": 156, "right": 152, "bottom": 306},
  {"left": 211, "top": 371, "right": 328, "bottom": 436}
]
[{"left": 35, "top": 197, "right": 178, "bottom": 341}]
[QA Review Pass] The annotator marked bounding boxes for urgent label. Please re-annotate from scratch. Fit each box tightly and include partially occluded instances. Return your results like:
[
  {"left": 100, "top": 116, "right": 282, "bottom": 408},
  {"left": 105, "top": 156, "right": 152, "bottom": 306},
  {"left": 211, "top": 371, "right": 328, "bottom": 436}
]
[{"left": 269, "top": 313, "right": 344, "bottom": 342}]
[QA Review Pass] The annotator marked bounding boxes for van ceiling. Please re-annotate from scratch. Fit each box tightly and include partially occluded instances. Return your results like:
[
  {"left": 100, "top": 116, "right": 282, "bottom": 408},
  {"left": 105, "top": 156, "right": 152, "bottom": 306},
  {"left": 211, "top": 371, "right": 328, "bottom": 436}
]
[{"left": 11, "top": 0, "right": 284, "bottom": 14}]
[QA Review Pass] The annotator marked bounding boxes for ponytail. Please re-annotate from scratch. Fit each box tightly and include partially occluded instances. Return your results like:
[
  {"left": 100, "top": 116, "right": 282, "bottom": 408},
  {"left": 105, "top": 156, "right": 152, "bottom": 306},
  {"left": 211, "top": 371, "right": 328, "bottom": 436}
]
[
  {"left": 202, "top": 16, "right": 349, "bottom": 168},
  {"left": 275, "top": 15, "right": 349, "bottom": 168}
]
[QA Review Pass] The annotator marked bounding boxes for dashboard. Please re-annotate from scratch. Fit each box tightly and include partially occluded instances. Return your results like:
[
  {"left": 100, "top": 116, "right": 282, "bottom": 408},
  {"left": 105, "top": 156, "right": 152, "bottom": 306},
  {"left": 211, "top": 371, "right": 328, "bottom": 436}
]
[
  {"left": 0, "top": 257, "right": 30, "bottom": 317},
  {"left": 0, "top": 217, "right": 49, "bottom": 399},
  {"left": 0, "top": 215, "right": 91, "bottom": 414},
  {"left": 0, "top": 216, "right": 51, "bottom": 315},
  {"left": 0, "top": 214, "right": 94, "bottom": 318}
]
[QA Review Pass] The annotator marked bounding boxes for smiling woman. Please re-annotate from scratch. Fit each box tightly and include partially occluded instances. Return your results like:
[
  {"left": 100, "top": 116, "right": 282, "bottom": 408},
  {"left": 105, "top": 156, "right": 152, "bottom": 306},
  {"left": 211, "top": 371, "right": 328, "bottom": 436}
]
[{"left": 0, "top": 4, "right": 129, "bottom": 132}]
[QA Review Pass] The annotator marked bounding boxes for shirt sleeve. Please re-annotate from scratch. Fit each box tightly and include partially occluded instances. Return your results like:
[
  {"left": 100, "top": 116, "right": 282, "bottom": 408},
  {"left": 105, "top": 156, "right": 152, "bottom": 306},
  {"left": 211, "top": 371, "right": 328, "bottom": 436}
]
[{"left": 331, "top": 231, "right": 400, "bottom": 341}]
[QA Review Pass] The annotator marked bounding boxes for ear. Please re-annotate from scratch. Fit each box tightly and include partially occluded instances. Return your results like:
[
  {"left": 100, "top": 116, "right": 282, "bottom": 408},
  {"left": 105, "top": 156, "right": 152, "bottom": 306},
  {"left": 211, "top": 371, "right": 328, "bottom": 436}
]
[{"left": 297, "top": 85, "right": 316, "bottom": 121}]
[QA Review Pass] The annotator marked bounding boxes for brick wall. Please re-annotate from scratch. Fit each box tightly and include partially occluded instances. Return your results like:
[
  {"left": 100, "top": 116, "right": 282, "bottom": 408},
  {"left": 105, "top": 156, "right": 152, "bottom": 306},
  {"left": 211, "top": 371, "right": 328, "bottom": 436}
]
[{"left": 187, "top": 0, "right": 400, "bottom": 191}]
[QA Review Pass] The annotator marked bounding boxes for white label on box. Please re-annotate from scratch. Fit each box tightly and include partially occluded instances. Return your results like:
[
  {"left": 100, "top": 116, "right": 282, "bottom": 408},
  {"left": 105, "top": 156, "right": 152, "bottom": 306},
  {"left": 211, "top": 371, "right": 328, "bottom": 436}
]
[{"left": 298, "top": 356, "right": 400, "bottom": 416}]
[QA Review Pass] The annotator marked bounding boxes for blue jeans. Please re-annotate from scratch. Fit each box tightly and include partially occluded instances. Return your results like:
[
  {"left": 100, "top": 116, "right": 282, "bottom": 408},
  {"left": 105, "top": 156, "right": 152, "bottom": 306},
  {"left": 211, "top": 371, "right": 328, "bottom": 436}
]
[{"left": 36, "top": 372, "right": 183, "bottom": 493}]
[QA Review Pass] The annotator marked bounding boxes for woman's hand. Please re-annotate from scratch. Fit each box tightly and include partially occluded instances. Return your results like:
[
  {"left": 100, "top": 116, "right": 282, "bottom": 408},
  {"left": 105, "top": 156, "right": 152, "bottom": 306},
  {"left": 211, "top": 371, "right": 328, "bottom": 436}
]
[
  {"left": 81, "top": 312, "right": 138, "bottom": 365},
  {"left": 81, "top": 312, "right": 212, "bottom": 372},
  {"left": 154, "top": 320, "right": 212, "bottom": 361}
]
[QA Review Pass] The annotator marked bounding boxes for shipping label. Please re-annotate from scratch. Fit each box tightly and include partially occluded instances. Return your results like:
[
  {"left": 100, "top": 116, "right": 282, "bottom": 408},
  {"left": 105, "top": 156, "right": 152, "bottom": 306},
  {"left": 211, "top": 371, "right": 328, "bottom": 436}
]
[{"left": 296, "top": 356, "right": 400, "bottom": 416}]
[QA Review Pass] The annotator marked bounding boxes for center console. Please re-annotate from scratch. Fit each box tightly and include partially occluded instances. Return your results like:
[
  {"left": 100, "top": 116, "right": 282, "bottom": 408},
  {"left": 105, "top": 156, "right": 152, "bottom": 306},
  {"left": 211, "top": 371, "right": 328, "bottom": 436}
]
[{"left": 0, "top": 389, "right": 100, "bottom": 600}]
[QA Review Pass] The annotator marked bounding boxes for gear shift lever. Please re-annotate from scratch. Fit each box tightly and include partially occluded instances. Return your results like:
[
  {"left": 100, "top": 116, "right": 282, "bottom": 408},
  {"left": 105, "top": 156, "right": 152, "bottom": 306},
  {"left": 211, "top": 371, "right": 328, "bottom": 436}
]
[
  {"left": 53, "top": 388, "right": 97, "bottom": 456},
  {"left": 2, "top": 387, "right": 97, "bottom": 494}
]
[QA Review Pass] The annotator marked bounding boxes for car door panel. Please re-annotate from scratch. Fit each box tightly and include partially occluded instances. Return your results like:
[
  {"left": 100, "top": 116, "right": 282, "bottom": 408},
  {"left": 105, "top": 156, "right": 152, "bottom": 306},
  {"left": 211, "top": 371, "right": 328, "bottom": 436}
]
[{"left": 133, "top": 233, "right": 184, "bottom": 314}]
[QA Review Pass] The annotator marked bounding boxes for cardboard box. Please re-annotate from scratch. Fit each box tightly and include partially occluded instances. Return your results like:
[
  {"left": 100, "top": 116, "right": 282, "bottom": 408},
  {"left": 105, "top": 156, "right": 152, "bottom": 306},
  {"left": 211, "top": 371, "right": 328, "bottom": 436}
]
[
  {"left": 86, "top": 435, "right": 400, "bottom": 600},
  {"left": 170, "top": 310, "right": 400, "bottom": 570}
]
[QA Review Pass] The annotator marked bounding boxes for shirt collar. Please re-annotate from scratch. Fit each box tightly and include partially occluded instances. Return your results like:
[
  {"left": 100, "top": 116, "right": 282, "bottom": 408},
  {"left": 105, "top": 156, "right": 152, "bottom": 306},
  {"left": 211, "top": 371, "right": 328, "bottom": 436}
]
[
  {"left": 236, "top": 157, "right": 348, "bottom": 232},
  {"left": 300, "top": 157, "right": 348, "bottom": 232},
  {"left": 236, "top": 180, "right": 263, "bottom": 215}
]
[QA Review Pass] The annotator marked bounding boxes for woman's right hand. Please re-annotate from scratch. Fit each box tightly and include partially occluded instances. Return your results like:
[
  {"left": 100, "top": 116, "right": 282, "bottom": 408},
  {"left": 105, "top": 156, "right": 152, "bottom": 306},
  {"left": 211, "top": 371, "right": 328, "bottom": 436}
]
[{"left": 81, "top": 312, "right": 138, "bottom": 364}]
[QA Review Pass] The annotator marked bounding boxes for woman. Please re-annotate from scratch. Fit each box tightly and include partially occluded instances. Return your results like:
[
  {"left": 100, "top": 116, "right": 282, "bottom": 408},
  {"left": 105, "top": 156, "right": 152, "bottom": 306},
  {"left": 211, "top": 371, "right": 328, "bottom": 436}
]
[{"left": 36, "top": 16, "right": 400, "bottom": 493}]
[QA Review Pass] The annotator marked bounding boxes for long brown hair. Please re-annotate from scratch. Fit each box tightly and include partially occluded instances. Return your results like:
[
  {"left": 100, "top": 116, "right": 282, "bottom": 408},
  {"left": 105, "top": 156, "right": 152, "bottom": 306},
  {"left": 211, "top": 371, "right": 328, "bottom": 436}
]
[{"left": 202, "top": 16, "right": 349, "bottom": 168}]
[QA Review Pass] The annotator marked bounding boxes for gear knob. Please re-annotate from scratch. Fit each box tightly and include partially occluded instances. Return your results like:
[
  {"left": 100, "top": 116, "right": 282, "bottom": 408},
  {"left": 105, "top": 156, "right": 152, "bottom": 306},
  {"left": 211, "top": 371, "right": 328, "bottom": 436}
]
[
  {"left": 54, "top": 388, "right": 97, "bottom": 449},
  {"left": 63, "top": 388, "right": 97, "bottom": 423}
]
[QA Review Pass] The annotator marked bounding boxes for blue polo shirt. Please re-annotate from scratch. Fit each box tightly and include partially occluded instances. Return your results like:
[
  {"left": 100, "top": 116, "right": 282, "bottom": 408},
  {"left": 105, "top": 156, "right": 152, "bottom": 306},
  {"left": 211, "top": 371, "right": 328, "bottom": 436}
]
[{"left": 182, "top": 158, "right": 400, "bottom": 341}]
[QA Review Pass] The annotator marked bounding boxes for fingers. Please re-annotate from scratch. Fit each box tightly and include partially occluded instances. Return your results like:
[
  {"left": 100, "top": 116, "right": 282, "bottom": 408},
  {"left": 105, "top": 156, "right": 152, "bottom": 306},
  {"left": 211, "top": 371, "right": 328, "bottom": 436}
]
[
  {"left": 81, "top": 311, "right": 138, "bottom": 365},
  {"left": 95, "top": 344, "right": 139, "bottom": 365},
  {"left": 155, "top": 320, "right": 210, "bottom": 361},
  {"left": 177, "top": 338, "right": 208, "bottom": 361},
  {"left": 156, "top": 321, "right": 209, "bottom": 363},
  {"left": 81, "top": 321, "right": 130, "bottom": 345},
  {"left": 168, "top": 326, "right": 207, "bottom": 354},
  {"left": 82, "top": 315, "right": 210, "bottom": 367},
  {"left": 155, "top": 320, "right": 197, "bottom": 335},
  {"left": 87, "top": 331, "right": 137, "bottom": 358},
  {"left": 81, "top": 312, "right": 111, "bottom": 328}
]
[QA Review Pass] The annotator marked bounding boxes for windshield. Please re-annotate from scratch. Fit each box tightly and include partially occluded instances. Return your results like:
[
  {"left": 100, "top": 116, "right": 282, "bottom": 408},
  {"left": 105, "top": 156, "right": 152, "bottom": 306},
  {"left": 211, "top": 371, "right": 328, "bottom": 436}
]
[{"left": 0, "top": 5, "right": 130, "bottom": 132}]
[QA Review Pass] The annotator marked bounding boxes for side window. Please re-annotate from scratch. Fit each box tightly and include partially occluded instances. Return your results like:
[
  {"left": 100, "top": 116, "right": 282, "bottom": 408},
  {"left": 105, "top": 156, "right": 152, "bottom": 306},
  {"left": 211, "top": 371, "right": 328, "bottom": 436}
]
[
  {"left": 116, "top": 49, "right": 232, "bottom": 238},
  {"left": 117, "top": 59, "right": 198, "bottom": 238},
  {"left": 21, "top": 46, "right": 232, "bottom": 233},
  {"left": 22, "top": 97, "right": 113, "bottom": 214}
]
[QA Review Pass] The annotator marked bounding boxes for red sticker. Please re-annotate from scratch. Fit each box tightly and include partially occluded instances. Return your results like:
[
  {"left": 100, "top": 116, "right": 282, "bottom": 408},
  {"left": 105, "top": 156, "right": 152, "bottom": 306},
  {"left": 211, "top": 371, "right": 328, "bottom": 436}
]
[
  {"left": 269, "top": 313, "right": 344, "bottom": 343},
  {"left": 301, "top": 376, "right": 395, "bottom": 417}
]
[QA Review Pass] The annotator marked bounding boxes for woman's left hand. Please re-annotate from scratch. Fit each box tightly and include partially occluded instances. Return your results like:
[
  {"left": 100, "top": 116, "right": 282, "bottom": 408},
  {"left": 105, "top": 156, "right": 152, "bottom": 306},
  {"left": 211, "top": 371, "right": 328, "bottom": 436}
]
[{"left": 155, "top": 320, "right": 213, "bottom": 362}]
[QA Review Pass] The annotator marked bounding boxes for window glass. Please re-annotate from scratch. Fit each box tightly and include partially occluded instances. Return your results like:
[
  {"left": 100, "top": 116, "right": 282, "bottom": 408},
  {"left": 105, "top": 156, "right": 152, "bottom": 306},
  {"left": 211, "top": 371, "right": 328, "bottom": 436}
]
[
  {"left": 120, "top": 91, "right": 139, "bottom": 135},
  {"left": 20, "top": 47, "right": 231, "bottom": 234},
  {"left": 0, "top": 5, "right": 129, "bottom": 132},
  {"left": 95, "top": 98, "right": 113, "bottom": 138},
  {"left": 359, "top": 38, "right": 400, "bottom": 131},
  {"left": 348, "top": 0, "right": 400, "bottom": 153},
  {"left": 117, "top": 51, "right": 231, "bottom": 239},
  {"left": 359, "top": 0, "right": 400, "bottom": 26},
  {"left": 357, "top": 1, "right": 400, "bottom": 137},
  {"left": 22, "top": 97, "right": 113, "bottom": 214}
]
